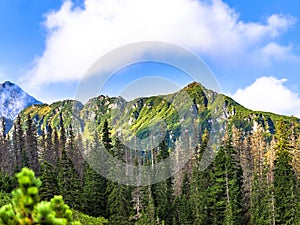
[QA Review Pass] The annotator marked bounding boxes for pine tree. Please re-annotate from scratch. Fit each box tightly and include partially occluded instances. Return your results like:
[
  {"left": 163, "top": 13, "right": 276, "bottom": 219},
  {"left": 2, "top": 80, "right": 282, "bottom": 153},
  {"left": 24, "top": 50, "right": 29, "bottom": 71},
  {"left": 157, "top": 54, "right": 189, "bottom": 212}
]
[
  {"left": 103, "top": 121, "right": 132, "bottom": 224},
  {"left": 224, "top": 140, "right": 243, "bottom": 224},
  {"left": 12, "top": 115, "right": 26, "bottom": 171},
  {"left": 53, "top": 127, "right": 60, "bottom": 164},
  {"left": 66, "top": 124, "right": 84, "bottom": 179},
  {"left": 250, "top": 171, "right": 273, "bottom": 225},
  {"left": 152, "top": 138, "right": 174, "bottom": 224},
  {"left": 39, "top": 161, "right": 59, "bottom": 201},
  {"left": 59, "top": 113, "right": 66, "bottom": 160},
  {"left": 273, "top": 120, "right": 297, "bottom": 224},
  {"left": 82, "top": 131, "right": 107, "bottom": 217},
  {"left": 190, "top": 131, "right": 211, "bottom": 225},
  {"left": 106, "top": 170, "right": 131, "bottom": 225},
  {"left": 207, "top": 135, "right": 243, "bottom": 225},
  {"left": 25, "top": 115, "right": 39, "bottom": 174},
  {"left": 102, "top": 120, "right": 113, "bottom": 154},
  {"left": 57, "top": 148, "right": 83, "bottom": 211},
  {"left": 207, "top": 146, "right": 227, "bottom": 225},
  {"left": 43, "top": 123, "right": 57, "bottom": 166},
  {"left": 176, "top": 173, "right": 193, "bottom": 225},
  {"left": 0, "top": 117, "right": 11, "bottom": 173}
]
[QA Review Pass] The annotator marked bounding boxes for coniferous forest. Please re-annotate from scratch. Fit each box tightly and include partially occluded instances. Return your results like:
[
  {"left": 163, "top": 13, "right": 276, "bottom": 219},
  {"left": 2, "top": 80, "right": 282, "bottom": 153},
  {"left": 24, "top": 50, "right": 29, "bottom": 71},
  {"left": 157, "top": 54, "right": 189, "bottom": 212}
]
[{"left": 0, "top": 83, "right": 300, "bottom": 224}]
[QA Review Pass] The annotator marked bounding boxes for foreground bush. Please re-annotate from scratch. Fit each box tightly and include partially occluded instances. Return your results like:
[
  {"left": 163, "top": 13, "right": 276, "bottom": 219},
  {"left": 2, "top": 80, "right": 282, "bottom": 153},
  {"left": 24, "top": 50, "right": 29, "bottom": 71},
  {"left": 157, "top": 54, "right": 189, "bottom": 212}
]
[{"left": 0, "top": 168, "right": 81, "bottom": 225}]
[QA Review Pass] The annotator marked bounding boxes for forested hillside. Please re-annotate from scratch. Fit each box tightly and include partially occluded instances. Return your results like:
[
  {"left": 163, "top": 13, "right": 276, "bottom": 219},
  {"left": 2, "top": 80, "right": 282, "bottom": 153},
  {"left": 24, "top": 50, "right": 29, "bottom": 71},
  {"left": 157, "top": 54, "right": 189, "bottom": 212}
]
[{"left": 0, "top": 82, "right": 300, "bottom": 224}]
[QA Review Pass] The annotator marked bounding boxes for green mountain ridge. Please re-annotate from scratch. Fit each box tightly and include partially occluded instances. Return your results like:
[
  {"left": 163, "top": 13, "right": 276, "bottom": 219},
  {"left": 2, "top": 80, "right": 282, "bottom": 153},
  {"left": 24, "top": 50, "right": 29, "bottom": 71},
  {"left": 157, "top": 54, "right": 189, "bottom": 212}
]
[{"left": 17, "top": 82, "right": 298, "bottom": 141}]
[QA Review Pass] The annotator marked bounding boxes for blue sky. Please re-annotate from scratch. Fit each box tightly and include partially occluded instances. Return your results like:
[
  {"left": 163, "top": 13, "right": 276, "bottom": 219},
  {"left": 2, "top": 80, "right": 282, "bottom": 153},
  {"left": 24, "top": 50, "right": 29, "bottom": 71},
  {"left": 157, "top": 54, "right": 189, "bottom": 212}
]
[{"left": 1, "top": 0, "right": 300, "bottom": 117}]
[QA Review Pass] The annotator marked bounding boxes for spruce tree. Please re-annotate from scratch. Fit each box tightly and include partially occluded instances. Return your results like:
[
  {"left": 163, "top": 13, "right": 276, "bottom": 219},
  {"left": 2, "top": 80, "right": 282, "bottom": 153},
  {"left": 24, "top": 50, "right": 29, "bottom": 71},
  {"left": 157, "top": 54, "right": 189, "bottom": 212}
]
[
  {"left": 250, "top": 172, "right": 273, "bottom": 225},
  {"left": 207, "top": 146, "right": 227, "bottom": 225},
  {"left": 223, "top": 140, "right": 243, "bottom": 224},
  {"left": 12, "top": 115, "right": 26, "bottom": 171},
  {"left": 102, "top": 120, "right": 113, "bottom": 154},
  {"left": 43, "top": 123, "right": 57, "bottom": 166},
  {"left": 57, "top": 148, "right": 82, "bottom": 211},
  {"left": 152, "top": 138, "right": 174, "bottom": 224},
  {"left": 82, "top": 131, "right": 107, "bottom": 217},
  {"left": 273, "top": 120, "right": 297, "bottom": 224},
  {"left": 0, "top": 117, "right": 10, "bottom": 173},
  {"left": 59, "top": 113, "right": 66, "bottom": 159},
  {"left": 177, "top": 173, "right": 193, "bottom": 225},
  {"left": 208, "top": 137, "right": 243, "bottom": 225},
  {"left": 104, "top": 121, "right": 132, "bottom": 224},
  {"left": 39, "top": 161, "right": 59, "bottom": 201},
  {"left": 66, "top": 124, "right": 84, "bottom": 179},
  {"left": 106, "top": 170, "right": 131, "bottom": 225},
  {"left": 25, "top": 115, "right": 39, "bottom": 174},
  {"left": 53, "top": 127, "right": 60, "bottom": 164},
  {"left": 190, "top": 132, "right": 211, "bottom": 225}
]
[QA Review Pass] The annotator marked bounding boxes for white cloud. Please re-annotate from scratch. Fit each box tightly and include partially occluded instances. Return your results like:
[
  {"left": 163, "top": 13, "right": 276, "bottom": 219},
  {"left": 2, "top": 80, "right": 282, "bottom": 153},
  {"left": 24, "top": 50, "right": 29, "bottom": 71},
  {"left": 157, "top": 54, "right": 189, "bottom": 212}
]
[
  {"left": 260, "top": 42, "right": 297, "bottom": 64},
  {"left": 22, "top": 0, "right": 297, "bottom": 88},
  {"left": 231, "top": 76, "right": 300, "bottom": 118}
]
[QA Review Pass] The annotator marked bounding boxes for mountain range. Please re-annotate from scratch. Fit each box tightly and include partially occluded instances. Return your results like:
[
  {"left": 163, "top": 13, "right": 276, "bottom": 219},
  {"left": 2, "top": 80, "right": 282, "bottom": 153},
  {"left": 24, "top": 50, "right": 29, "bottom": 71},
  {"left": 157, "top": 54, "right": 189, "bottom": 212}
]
[{"left": 3, "top": 81, "right": 296, "bottom": 144}]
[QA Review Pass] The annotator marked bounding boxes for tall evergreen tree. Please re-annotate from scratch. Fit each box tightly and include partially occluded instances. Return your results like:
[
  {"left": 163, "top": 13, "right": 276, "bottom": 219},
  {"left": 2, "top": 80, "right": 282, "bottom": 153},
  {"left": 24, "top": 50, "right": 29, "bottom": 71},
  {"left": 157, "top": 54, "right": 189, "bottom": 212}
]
[
  {"left": 43, "top": 123, "right": 57, "bottom": 166},
  {"left": 39, "top": 161, "right": 59, "bottom": 201},
  {"left": 273, "top": 120, "right": 297, "bottom": 224},
  {"left": 152, "top": 138, "right": 174, "bottom": 224},
  {"left": 82, "top": 131, "right": 107, "bottom": 217},
  {"left": 190, "top": 131, "right": 211, "bottom": 225},
  {"left": 250, "top": 171, "right": 273, "bottom": 225},
  {"left": 0, "top": 117, "right": 9, "bottom": 172},
  {"left": 103, "top": 120, "right": 132, "bottom": 224},
  {"left": 57, "top": 148, "right": 82, "bottom": 211},
  {"left": 176, "top": 172, "right": 193, "bottom": 225},
  {"left": 59, "top": 113, "right": 66, "bottom": 160},
  {"left": 106, "top": 179, "right": 132, "bottom": 225},
  {"left": 102, "top": 120, "right": 113, "bottom": 154},
  {"left": 12, "top": 115, "right": 26, "bottom": 171},
  {"left": 25, "top": 115, "right": 39, "bottom": 174},
  {"left": 53, "top": 127, "right": 60, "bottom": 164},
  {"left": 57, "top": 114, "right": 82, "bottom": 211},
  {"left": 66, "top": 124, "right": 84, "bottom": 178},
  {"left": 207, "top": 136, "right": 243, "bottom": 225}
]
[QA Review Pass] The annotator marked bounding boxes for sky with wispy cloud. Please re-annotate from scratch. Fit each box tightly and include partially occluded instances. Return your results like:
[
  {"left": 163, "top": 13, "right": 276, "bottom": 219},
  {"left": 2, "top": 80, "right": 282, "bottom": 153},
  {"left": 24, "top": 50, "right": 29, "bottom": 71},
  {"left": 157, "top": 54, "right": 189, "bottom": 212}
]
[{"left": 0, "top": 0, "right": 300, "bottom": 117}]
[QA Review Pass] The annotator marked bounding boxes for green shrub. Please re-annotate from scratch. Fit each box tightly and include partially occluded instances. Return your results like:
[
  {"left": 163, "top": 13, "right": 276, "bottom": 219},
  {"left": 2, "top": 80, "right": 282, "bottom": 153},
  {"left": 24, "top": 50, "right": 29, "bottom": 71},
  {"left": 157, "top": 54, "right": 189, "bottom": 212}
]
[
  {"left": 0, "top": 168, "right": 81, "bottom": 225},
  {"left": 72, "top": 210, "right": 108, "bottom": 225}
]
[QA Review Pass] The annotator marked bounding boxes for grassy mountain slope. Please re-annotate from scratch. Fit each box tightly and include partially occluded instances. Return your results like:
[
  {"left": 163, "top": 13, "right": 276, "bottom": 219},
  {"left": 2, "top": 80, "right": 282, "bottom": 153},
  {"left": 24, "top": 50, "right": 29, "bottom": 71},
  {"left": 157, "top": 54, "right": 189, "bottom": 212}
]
[{"left": 17, "top": 82, "right": 299, "bottom": 141}]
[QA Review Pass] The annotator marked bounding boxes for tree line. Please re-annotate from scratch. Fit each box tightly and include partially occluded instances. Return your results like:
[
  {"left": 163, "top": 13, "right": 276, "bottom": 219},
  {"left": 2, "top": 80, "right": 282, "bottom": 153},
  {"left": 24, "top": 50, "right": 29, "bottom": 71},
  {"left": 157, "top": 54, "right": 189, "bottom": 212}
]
[{"left": 0, "top": 114, "right": 300, "bottom": 224}]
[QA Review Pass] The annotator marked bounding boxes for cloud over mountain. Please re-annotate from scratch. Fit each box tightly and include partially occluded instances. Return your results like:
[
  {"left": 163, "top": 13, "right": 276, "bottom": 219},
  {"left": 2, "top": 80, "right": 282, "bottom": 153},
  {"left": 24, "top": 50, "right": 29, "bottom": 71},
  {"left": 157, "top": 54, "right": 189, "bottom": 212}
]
[
  {"left": 231, "top": 76, "right": 300, "bottom": 118},
  {"left": 22, "top": 0, "right": 297, "bottom": 87}
]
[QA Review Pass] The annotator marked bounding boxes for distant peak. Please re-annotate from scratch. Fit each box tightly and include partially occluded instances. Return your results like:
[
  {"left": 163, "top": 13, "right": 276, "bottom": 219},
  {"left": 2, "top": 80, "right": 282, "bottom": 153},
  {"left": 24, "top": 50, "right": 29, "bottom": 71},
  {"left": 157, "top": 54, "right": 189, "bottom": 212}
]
[
  {"left": 0, "top": 81, "right": 42, "bottom": 121},
  {"left": 184, "top": 81, "right": 204, "bottom": 90},
  {"left": 1, "top": 81, "right": 15, "bottom": 87},
  {"left": 187, "top": 81, "right": 200, "bottom": 87}
]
